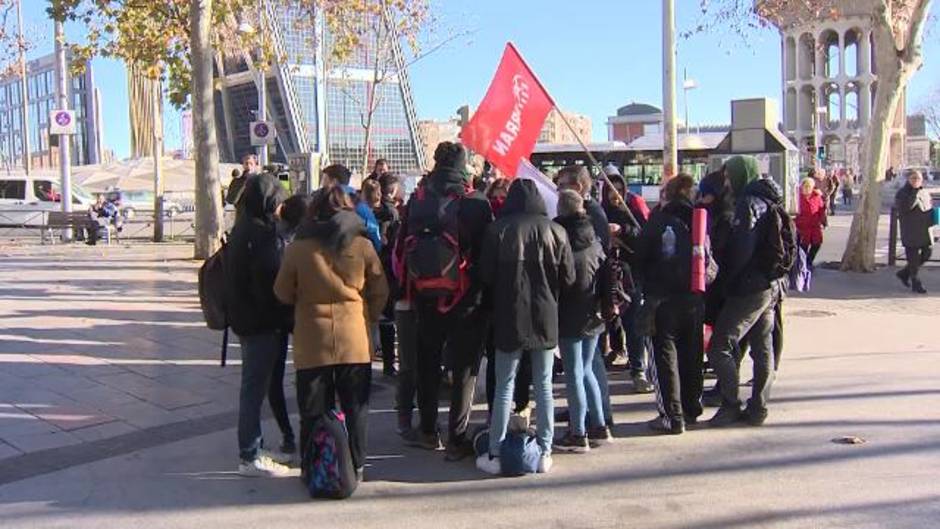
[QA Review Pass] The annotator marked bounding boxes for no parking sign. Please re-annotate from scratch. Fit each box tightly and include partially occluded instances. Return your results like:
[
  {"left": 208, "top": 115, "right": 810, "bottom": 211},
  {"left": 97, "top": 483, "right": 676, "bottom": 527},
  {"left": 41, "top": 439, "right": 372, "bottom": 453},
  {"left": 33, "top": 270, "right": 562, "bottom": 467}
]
[
  {"left": 50, "top": 110, "right": 76, "bottom": 135},
  {"left": 250, "top": 121, "right": 276, "bottom": 146}
]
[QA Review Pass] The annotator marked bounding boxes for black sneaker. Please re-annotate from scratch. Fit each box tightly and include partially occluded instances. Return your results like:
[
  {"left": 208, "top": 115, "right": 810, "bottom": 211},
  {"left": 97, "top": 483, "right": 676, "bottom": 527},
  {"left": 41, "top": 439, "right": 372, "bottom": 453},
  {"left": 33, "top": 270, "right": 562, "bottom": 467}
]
[
  {"left": 587, "top": 426, "right": 613, "bottom": 447},
  {"left": 744, "top": 407, "right": 768, "bottom": 426},
  {"left": 647, "top": 415, "right": 684, "bottom": 435},
  {"left": 708, "top": 405, "right": 743, "bottom": 428},
  {"left": 444, "top": 438, "right": 476, "bottom": 462},
  {"left": 554, "top": 431, "right": 590, "bottom": 454},
  {"left": 396, "top": 414, "right": 412, "bottom": 436},
  {"left": 702, "top": 387, "right": 722, "bottom": 408},
  {"left": 897, "top": 269, "right": 911, "bottom": 287},
  {"left": 402, "top": 428, "right": 443, "bottom": 450},
  {"left": 912, "top": 281, "right": 928, "bottom": 295}
]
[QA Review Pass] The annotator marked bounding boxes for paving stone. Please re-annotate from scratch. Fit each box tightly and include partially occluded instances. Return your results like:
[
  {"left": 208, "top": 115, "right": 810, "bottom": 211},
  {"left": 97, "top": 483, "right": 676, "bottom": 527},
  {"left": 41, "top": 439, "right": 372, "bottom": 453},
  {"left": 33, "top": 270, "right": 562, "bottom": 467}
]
[
  {"left": 29, "top": 403, "right": 116, "bottom": 432},
  {"left": 0, "top": 440, "right": 22, "bottom": 459},
  {"left": 95, "top": 371, "right": 208, "bottom": 410},
  {"left": 0, "top": 405, "right": 61, "bottom": 436},
  {"left": 67, "top": 384, "right": 140, "bottom": 408},
  {"left": 91, "top": 400, "right": 178, "bottom": 429},
  {"left": 30, "top": 373, "right": 107, "bottom": 394},
  {"left": 70, "top": 420, "right": 138, "bottom": 443},
  {"left": 1, "top": 429, "right": 81, "bottom": 453}
]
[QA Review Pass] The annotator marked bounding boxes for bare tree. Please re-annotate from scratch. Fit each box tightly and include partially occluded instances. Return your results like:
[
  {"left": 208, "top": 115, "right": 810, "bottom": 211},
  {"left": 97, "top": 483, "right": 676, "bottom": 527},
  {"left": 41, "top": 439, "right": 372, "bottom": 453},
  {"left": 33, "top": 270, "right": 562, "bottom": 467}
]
[
  {"left": 916, "top": 85, "right": 940, "bottom": 138},
  {"left": 690, "top": 0, "right": 934, "bottom": 272}
]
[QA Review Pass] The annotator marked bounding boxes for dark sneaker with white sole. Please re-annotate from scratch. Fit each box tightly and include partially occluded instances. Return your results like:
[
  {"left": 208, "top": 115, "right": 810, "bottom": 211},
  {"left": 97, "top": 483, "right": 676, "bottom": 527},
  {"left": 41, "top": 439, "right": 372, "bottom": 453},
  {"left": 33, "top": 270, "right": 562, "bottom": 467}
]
[
  {"left": 554, "top": 431, "right": 590, "bottom": 454},
  {"left": 708, "top": 405, "right": 743, "bottom": 428}
]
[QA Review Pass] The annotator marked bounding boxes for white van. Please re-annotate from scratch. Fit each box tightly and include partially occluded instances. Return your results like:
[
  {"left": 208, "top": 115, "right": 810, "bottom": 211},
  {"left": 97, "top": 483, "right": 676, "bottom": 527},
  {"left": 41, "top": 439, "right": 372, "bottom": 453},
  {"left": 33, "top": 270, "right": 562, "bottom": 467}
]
[{"left": 0, "top": 175, "right": 95, "bottom": 227}]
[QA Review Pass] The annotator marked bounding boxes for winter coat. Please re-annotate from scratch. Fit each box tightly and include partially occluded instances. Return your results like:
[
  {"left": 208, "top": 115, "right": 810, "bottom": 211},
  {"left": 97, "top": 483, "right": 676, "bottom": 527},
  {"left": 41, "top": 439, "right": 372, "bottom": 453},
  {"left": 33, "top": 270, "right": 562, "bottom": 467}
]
[
  {"left": 274, "top": 210, "right": 389, "bottom": 370},
  {"left": 224, "top": 173, "right": 291, "bottom": 336},
  {"left": 895, "top": 183, "right": 934, "bottom": 249},
  {"left": 555, "top": 213, "right": 605, "bottom": 339},
  {"left": 338, "top": 184, "right": 383, "bottom": 252},
  {"left": 584, "top": 197, "right": 611, "bottom": 249},
  {"left": 795, "top": 190, "right": 826, "bottom": 246},
  {"left": 400, "top": 166, "right": 494, "bottom": 313},
  {"left": 635, "top": 197, "right": 699, "bottom": 299},
  {"left": 481, "top": 179, "right": 575, "bottom": 352},
  {"left": 724, "top": 178, "right": 784, "bottom": 297}
]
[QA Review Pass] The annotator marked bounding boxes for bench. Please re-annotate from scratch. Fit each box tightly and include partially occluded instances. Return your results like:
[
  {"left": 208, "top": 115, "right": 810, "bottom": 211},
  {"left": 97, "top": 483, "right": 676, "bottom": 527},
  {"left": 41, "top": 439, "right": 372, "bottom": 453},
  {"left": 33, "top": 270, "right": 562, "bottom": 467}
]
[{"left": 42, "top": 211, "right": 117, "bottom": 245}]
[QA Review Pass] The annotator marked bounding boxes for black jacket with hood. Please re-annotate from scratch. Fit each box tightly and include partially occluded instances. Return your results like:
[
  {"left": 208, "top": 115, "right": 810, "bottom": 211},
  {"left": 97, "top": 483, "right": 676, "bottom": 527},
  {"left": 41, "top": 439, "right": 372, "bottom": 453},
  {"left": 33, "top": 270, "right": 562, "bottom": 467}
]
[
  {"left": 403, "top": 149, "right": 493, "bottom": 314},
  {"left": 895, "top": 183, "right": 934, "bottom": 249},
  {"left": 555, "top": 213, "right": 605, "bottom": 339},
  {"left": 481, "top": 179, "right": 575, "bottom": 352},
  {"left": 224, "top": 173, "right": 290, "bottom": 336},
  {"left": 724, "top": 178, "right": 784, "bottom": 297}
]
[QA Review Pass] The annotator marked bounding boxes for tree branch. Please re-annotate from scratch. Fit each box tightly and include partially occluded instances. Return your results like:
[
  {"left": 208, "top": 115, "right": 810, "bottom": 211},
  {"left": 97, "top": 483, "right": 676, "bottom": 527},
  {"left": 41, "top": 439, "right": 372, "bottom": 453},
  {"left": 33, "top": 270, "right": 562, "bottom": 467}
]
[{"left": 902, "top": 0, "right": 934, "bottom": 63}]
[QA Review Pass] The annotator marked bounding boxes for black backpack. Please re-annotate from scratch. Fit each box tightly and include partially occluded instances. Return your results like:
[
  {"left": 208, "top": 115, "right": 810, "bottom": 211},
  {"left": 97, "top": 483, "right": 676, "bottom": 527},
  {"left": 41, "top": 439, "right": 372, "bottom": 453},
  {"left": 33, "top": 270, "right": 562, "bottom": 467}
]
[
  {"left": 198, "top": 240, "right": 230, "bottom": 366},
  {"left": 404, "top": 188, "right": 470, "bottom": 313},
  {"left": 759, "top": 202, "right": 798, "bottom": 280},
  {"left": 596, "top": 248, "right": 634, "bottom": 322}
]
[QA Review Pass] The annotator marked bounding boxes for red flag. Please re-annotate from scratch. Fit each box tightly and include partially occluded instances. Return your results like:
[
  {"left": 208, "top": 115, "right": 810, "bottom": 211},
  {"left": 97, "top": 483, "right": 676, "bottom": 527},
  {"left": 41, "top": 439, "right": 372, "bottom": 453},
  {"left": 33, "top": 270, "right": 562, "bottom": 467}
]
[{"left": 460, "top": 43, "right": 554, "bottom": 178}]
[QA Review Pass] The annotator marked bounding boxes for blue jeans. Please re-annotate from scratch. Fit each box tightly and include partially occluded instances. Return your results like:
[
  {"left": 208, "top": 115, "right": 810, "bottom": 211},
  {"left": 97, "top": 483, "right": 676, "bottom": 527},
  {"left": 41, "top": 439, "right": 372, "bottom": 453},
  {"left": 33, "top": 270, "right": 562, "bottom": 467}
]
[
  {"left": 237, "top": 332, "right": 283, "bottom": 461},
  {"left": 592, "top": 347, "right": 612, "bottom": 423},
  {"left": 489, "top": 348, "right": 555, "bottom": 457},
  {"left": 560, "top": 335, "right": 604, "bottom": 435}
]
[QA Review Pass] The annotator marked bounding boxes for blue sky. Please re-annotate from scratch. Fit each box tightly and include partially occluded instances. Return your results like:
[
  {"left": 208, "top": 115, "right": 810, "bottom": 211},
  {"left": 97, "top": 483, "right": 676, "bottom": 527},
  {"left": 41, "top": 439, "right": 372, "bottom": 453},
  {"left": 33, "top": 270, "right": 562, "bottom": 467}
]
[{"left": 22, "top": 1, "right": 940, "bottom": 159}]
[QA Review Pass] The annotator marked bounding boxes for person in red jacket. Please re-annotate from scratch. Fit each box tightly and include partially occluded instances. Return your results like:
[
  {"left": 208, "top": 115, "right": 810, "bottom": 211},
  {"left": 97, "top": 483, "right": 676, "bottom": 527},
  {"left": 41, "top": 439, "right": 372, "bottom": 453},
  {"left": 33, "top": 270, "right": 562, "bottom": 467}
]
[{"left": 795, "top": 177, "right": 827, "bottom": 269}]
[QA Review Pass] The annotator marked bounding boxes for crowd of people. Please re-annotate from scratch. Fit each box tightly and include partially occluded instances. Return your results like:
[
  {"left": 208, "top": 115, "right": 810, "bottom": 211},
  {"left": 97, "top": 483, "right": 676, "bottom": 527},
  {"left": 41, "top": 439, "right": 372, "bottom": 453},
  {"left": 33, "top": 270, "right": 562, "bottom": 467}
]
[{"left": 219, "top": 141, "right": 813, "bottom": 484}]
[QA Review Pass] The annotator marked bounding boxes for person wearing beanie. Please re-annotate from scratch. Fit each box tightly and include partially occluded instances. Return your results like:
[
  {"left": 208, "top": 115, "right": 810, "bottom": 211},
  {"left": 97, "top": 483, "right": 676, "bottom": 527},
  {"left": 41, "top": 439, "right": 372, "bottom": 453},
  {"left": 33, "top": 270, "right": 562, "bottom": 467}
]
[{"left": 399, "top": 142, "right": 495, "bottom": 461}]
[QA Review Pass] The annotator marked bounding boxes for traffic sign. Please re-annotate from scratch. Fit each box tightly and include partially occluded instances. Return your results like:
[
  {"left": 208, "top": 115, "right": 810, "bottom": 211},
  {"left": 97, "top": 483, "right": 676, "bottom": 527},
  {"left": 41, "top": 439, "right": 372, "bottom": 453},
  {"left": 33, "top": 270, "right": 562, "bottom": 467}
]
[
  {"left": 250, "top": 121, "right": 276, "bottom": 146},
  {"left": 50, "top": 110, "right": 76, "bottom": 135}
]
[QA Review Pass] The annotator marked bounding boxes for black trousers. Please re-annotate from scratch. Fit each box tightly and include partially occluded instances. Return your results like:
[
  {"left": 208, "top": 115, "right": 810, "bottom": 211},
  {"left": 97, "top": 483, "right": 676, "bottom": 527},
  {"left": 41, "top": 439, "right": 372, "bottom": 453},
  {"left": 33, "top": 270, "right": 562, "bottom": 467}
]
[
  {"left": 651, "top": 296, "right": 704, "bottom": 422},
  {"left": 380, "top": 320, "right": 396, "bottom": 373},
  {"left": 485, "top": 329, "right": 531, "bottom": 414},
  {"left": 903, "top": 246, "right": 932, "bottom": 284},
  {"left": 296, "top": 363, "right": 371, "bottom": 471},
  {"left": 415, "top": 303, "right": 489, "bottom": 443},
  {"left": 268, "top": 333, "right": 294, "bottom": 442}
]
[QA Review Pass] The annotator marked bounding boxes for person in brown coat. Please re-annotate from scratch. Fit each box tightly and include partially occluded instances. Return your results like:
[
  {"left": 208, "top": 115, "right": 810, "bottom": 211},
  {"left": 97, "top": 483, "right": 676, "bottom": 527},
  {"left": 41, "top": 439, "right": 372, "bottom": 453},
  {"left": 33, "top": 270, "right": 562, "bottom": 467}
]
[{"left": 274, "top": 186, "right": 389, "bottom": 479}]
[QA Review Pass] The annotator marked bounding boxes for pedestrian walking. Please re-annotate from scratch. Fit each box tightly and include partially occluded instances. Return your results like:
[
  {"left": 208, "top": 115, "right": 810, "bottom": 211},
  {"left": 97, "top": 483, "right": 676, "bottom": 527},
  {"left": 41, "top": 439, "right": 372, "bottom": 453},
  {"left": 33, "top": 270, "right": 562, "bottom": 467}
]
[
  {"left": 477, "top": 179, "right": 574, "bottom": 475},
  {"left": 895, "top": 170, "right": 933, "bottom": 295},
  {"left": 399, "top": 142, "right": 494, "bottom": 461},
  {"left": 274, "top": 186, "right": 389, "bottom": 481},
  {"left": 795, "top": 177, "right": 827, "bottom": 269},
  {"left": 224, "top": 173, "right": 292, "bottom": 477},
  {"left": 553, "top": 190, "right": 610, "bottom": 453}
]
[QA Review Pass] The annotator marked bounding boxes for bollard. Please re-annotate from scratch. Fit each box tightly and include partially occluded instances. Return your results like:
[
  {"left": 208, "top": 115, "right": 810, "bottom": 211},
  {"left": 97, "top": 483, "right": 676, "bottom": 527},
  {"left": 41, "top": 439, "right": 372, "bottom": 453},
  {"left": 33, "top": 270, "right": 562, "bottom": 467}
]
[{"left": 888, "top": 207, "right": 898, "bottom": 267}]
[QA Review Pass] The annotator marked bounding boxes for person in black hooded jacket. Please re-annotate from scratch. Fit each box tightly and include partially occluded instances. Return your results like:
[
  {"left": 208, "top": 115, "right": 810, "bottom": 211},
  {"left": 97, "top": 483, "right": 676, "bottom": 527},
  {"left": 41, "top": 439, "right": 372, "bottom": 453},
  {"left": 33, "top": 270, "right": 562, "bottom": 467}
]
[
  {"left": 224, "top": 172, "right": 292, "bottom": 477},
  {"left": 635, "top": 175, "right": 705, "bottom": 435},
  {"left": 553, "top": 190, "right": 610, "bottom": 453},
  {"left": 477, "top": 179, "right": 574, "bottom": 475},
  {"left": 400, "top": 142, "right": 494, "bottom": 460}
]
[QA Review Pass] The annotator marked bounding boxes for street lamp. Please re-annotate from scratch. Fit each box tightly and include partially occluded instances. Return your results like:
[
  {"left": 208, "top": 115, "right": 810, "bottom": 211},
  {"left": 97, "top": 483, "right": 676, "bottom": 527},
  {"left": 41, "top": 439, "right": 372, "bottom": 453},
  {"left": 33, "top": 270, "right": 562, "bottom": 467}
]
[{"left": 682, "top": 69, "right": 698, "bottom": 135}]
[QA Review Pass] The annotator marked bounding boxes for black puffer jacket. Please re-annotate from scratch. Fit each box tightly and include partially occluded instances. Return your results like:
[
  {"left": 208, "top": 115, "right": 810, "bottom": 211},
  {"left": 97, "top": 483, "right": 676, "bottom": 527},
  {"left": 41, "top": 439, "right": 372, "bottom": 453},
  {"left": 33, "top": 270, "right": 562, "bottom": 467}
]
[
  {"left": 481, "top": 180, "right": 575, "bottom": 352},
  {"left": 224, "top": 173, "right": 290, "bottom": 336},
  {"left": 555, "top": 213, "right": 605, "bottom": 339}
]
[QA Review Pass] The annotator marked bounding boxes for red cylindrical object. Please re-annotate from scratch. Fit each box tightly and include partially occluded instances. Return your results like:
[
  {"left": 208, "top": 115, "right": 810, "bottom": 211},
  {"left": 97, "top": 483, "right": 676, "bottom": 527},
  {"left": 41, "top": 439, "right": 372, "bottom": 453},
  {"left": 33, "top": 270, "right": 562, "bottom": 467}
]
[{"left": 691, "top": 207, "right": 707, "bottom": 294}]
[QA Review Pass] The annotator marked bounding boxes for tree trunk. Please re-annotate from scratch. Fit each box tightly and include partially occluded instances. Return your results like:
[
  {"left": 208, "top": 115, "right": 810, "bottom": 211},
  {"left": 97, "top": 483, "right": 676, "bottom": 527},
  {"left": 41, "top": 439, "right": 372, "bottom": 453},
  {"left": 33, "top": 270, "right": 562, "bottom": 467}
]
[
  {"left": 361, "top": 82, "right": 377, "bottom": 177},
  {"left": 840, "top": 29, "right": 909, "bottom": 272},
  {"left": 191, "top": 0, "right": 223, "bottom": 260}
]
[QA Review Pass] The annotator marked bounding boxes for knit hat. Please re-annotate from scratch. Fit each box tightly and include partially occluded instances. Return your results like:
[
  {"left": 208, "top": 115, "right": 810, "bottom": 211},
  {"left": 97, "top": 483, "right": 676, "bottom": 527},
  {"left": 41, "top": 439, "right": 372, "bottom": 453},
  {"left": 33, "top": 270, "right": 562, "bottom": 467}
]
[{"left": 433, "top": 142, "right": 468, "bottom": 171}]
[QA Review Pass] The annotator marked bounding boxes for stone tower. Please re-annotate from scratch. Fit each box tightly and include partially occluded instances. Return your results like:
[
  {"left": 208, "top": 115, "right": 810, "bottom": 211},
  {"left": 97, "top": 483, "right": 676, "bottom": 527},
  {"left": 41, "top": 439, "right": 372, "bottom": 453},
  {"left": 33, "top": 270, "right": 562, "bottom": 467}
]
[{"left": 762, "top": 0, "right": 907, "bottom": 171}]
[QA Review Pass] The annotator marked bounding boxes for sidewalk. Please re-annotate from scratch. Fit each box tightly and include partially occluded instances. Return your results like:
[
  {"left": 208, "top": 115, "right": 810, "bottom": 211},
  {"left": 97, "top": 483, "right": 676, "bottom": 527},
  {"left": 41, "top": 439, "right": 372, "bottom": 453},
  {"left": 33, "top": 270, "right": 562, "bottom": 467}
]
[{"left": 1, "top": 243, "right": 939, "bottom": 528}]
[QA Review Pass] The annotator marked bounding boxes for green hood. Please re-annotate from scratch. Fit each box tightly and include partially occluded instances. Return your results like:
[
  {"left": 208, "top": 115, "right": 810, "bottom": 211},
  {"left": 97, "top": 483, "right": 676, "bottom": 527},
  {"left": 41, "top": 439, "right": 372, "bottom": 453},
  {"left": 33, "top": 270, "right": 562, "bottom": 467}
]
[{"left": 724, "top": 155, "right": 760, "bottom": 195}]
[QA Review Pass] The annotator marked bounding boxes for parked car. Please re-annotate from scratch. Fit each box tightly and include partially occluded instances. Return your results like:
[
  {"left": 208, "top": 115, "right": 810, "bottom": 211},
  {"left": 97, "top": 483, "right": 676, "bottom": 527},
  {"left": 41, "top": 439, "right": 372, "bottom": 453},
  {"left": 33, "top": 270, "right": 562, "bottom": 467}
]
[
  {"left": 105, "top": 189, "right": 183, "bottom": 219},
  {"left": 0, "top": 175, "right": 95, "bottom": 227}
]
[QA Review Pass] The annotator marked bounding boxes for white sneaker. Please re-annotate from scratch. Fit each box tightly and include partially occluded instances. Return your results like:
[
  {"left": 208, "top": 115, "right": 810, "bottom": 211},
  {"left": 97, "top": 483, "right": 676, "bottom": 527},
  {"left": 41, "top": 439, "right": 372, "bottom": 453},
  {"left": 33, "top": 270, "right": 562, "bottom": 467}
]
[
  {"left": 537, "top": 453, "right": 553, "bottom": 474},
  {"left": 260, "top": 448, "right": 293, "bottom": 466},
  {"left": 475, "top": 454, "right": 501, "bottom": 475},
  {"left": 238, "top": 455, "right": 290, "bottom": 477}
]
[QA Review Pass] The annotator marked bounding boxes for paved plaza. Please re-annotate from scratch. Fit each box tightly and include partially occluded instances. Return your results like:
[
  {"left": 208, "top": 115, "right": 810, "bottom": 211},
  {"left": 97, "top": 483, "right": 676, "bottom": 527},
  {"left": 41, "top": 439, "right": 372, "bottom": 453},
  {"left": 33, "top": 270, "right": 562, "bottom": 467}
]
[{"left": 0, "top": 214, "right": 938, "bottom": 528}]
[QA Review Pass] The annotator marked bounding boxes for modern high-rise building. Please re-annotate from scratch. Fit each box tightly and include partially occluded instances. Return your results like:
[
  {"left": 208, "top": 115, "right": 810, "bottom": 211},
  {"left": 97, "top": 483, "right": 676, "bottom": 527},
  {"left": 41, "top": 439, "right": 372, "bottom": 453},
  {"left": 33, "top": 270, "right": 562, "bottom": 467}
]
[
  {"left": 213, "top": 1, "right": 425, "bottom": 179},
  {"left": 0, "top": 51, "right": 101, "bottom": 170},
  {"left": 762, "top": 0, "right": 907, "bottom": 170}
]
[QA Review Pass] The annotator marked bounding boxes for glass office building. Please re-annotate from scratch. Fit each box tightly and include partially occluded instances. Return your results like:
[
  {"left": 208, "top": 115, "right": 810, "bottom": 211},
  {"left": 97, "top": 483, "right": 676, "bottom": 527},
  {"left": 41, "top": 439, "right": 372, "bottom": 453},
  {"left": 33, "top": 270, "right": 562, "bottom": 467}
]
[
  {"left": 0, "top": 52, "right": 101, "bottom": 170},
  {"left": 214, "top": 2, "right": 424, "bottom": 175}
]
